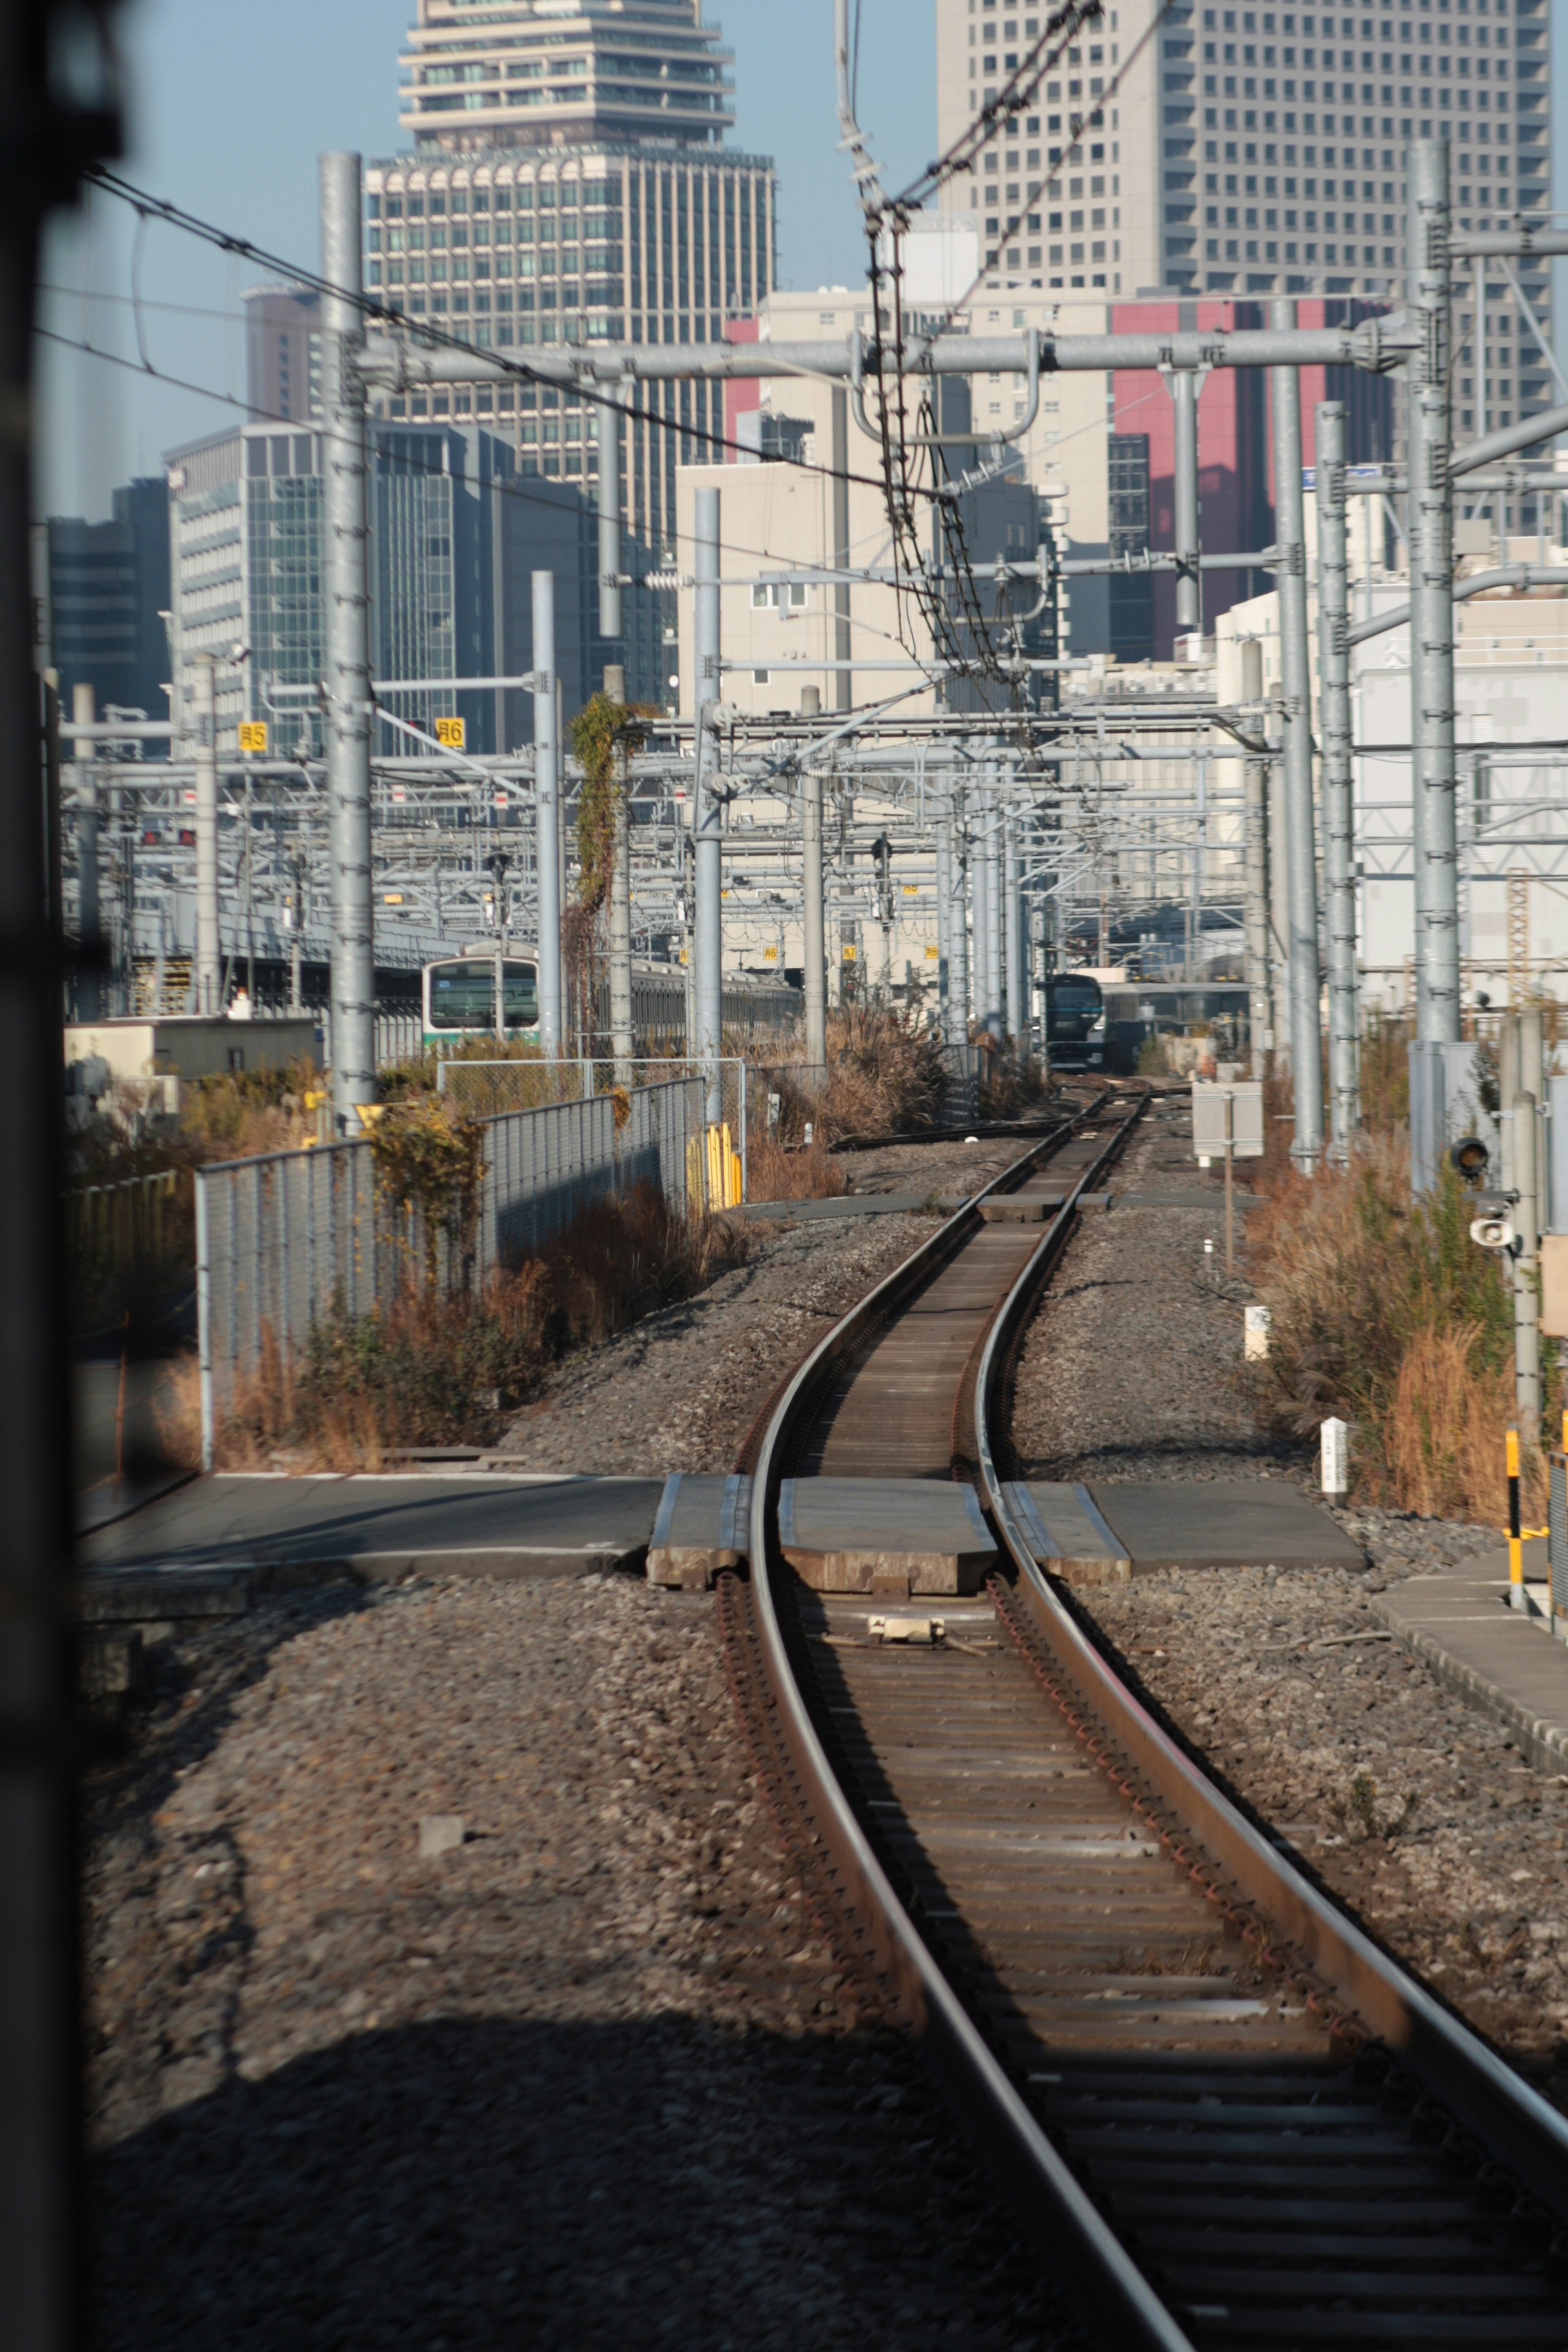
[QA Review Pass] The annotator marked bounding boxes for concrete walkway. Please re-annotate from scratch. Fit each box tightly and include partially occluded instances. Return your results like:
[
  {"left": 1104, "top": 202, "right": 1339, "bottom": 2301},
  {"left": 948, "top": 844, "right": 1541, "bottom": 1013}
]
[{"left": 1372, "top": 1547, "right": 1568, "bottom": 1774}]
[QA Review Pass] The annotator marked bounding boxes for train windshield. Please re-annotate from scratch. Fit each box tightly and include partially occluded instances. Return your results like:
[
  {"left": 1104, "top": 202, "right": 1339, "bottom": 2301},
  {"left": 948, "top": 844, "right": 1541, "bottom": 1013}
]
[
  {"left": 1045, "top": 978, "right": 1104, "bottom": 1044},
  {"left": 428, "top": 959, "right": 539, "bottom": 1031}
]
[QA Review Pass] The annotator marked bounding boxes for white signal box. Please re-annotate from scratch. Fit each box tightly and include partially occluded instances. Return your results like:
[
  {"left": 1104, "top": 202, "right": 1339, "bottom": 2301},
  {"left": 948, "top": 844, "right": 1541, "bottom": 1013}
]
[{"left": 1192, "top": 1079, "right": 1265, "bottom": 1160}]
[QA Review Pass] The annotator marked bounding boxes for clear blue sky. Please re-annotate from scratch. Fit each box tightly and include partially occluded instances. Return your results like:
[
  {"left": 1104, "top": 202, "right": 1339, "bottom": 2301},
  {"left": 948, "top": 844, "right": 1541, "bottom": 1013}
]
[
  {"left": 36, "top": 0, "right": 1568, "bottom": 521},
  {"left": 36, "top": 0, "right": 935, "bottom": 520}
]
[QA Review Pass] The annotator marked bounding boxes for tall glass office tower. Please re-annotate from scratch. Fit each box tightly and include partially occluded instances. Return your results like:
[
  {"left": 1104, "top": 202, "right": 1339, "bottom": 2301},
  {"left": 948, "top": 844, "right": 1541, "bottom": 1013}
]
[{"left": 368, "top": 4, "right": 777, "bottom": 704}]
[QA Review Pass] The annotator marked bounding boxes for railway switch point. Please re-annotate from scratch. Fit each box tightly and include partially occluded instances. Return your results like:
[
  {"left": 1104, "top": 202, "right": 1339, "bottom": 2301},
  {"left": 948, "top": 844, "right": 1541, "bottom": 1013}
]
[
  {"left": 778, "top": 1476, "right": 997, "bottom": 1596},
  {"left": 645, "top": 1472, "right": 752, "bottom": 1589}
]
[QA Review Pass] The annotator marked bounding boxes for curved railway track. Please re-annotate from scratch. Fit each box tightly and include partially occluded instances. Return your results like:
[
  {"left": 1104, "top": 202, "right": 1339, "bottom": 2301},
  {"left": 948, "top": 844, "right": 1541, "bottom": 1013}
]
[{"left": 722, "top": 1090, "right": 1568, "bottom": 2350}]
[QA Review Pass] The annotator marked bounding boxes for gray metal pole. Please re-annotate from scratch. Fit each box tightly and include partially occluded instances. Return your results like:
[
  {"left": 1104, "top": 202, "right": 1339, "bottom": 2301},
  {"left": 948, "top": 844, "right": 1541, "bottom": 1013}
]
[
  {"left": 831, "top": 389, "right": 852, "bottom": 713},
  {"left": 1521, "top": 1002, "right": 1546, "bottom": 1230},
  {"left": 597, "top": 390, "right": 622, "bottom": 644},
  {"left": 803, "top": 768, "right": 826, "bottom": 1067},
  {"left": 1269, "top": 295, "right": 1324, "bottom": 1172},
  {"left": 935, "top": 793, "right": 952, "bottom": 1042},
  {"left": 980, "top": 808, "right": 1003, "bottom": 1041},
  {"left": 604, "top": 660, "right": 632, "bottom": 1080},
  {"left": 948, "top": 797, "right": 971, "bottom": 1045},
  {"left": 1408, "top": 139, "right": 1460, "bottom": 1045},
  {"left": 532, "top": 570, "right": 562, "bottom": 1055},
  {"left": 321, "top": 152, "right": 375, "bottom": 1129},
  {"left": 1513, "top": 1087, "right": 1541, "bottom": 1447},
  {"left": 1004, "top": 815, "right": 1024, "bottom": 1042},
  {"left": 798, "top": 686, "right": 826, "bottom": 1067},
  {"left": 693, "top": 484, "right": 722, "bottom": 1120},
  {"left": 192, "top": 656, "right": 219, "bottom": 1016},
  {"left": 71, "top": 682, "right": 100, "bottom": 1022},
  {"left": 1499, "top": 1013, "right": 1520, "bottom": 1196},
  {"left": 1241, "top": 638, "right": 1270, "bottom": 1077},
  {"left": 1172, "top": 368, "right": 1202, "bottom": 640},
  {"left": 1316, "top": 402, "right": 1360, "bottom": 1156}
]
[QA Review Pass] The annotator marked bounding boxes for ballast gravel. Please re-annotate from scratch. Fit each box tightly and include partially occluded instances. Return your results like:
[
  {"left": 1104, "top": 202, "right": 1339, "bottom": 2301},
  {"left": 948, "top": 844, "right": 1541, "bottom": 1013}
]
[
  {"left": 495, "top": 1132, "right": 1033, "bottom": 1477},
  {"left": 1010, "top": 1098, "right": 1568, "bottom": 2109},
  {"left": 87, "top": 1574, "right": 1066, "bottom": 2350}
]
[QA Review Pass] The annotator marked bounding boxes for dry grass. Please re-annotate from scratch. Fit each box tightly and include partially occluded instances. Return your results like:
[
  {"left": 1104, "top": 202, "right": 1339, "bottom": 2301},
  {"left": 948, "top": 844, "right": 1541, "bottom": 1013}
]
[
  {"left": 165, "top": 1182, "right": 749, "bottom": 1472},
  {"left": 760, "top": 1007, "right": 951, "bottom": 1144},
  {"left": 1248, "top": 1133, "right": 1538, "bottom": 1521},
  {"left": 745, "top": 1131, "right": 848, "bottom": 1203},
  {"left": 978, "top": 1046, "right": 1051, "bottom": 1120}
]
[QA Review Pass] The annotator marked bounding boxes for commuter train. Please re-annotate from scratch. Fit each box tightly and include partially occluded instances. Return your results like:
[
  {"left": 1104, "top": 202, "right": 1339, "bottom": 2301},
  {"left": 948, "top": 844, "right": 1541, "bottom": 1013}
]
[
  {"left": 1043, "top": 971, "right": 1106, "bottom": 1067},
  {"left": 422, "top": 952, "right": 541, "bottom": 1047},
  {"left": 420, "top": 951, "right": 804, "bottom": 1053}
]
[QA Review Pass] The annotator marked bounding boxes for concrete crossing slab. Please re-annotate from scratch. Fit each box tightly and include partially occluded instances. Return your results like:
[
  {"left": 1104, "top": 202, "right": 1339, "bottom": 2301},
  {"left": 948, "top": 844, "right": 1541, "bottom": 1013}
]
[
  {"left": 1004, "top": 1482, "right": 1131, "bottom": 1581},
  {"left": 646, "top": 1472, "right": 753, "bottom": 1590},
  {"left": 1005, "top": 1478, "right": 1363, "bottom": 1580},
  {"left": 1086, "top": 1479, "right": 1365, "bottom": 1573},
  {"left": 779, "top": 1476, "right": 998, "bottom": 1597},
  {"left": 79, "top": 1471, "right": 665, "bottom": 1608}
]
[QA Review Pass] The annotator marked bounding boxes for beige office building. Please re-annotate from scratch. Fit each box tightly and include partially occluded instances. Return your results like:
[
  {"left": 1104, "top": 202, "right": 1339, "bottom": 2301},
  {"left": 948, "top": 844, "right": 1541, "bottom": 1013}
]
[{"left": 932, "top": 0, "right": 1550, "bottom": 405}]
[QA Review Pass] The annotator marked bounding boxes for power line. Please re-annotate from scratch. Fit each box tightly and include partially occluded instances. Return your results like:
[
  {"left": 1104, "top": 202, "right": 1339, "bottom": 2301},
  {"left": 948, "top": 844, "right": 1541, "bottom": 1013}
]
[
  {"left": 80, "top": 164, "right": 965, "bottom": 512},
  {"left": 34, "top": 320, "right": 964, "bottom": 652}
]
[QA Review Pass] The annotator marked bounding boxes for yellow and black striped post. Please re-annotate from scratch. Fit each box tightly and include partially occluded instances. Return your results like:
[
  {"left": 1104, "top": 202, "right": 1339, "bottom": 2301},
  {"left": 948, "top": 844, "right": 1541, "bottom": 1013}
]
[{"left": 1507, "top": 1424, "right": 1523, "bottom": 1608}]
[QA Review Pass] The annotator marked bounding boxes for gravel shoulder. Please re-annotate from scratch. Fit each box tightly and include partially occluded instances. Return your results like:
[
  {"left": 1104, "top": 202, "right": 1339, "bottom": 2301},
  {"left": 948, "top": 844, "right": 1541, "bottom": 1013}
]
[
  {"left": 496, "top": 1133, "right": 1033, "bottom": 1477},
  {"left": 1009, "top": 1097, "right": 1568, "bottom": 2107},
  {"left": 88, "top": 1576, "right": 1064, "bottom": 2350}
]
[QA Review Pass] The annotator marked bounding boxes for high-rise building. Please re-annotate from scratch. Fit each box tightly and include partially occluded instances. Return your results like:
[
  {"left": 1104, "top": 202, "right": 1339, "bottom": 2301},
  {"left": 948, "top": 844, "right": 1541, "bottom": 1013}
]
[
  {"left": 243, "top": 286, "right": 323, "bottom": 424},
  {"left": 397, "top": 0, "right": 735, "bottom": 152},
  {"left": 933, "top": 0, "right": 1551, "bottom": 422},
  {"left": 366, "top": 5, "right": 777, "bottom": 708},
  {"left": 36, "top": 479, "right": 172, "bottom": 738},
  {"left": 165, "top": 419, "right": 608, "bottom": 758}
]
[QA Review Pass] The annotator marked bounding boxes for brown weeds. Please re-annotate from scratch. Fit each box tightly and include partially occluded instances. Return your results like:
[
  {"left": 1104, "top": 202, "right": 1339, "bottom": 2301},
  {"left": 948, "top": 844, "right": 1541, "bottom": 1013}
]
[
  {"left": 178, "top": 1181, "right": 749, "bottom": 1471},
  {"left": 744, "top": 1131, "right": 848, "bottom": 1203},
  {"left": 1248, "top": 1132, "right": 1535, "bottom": 1522}
]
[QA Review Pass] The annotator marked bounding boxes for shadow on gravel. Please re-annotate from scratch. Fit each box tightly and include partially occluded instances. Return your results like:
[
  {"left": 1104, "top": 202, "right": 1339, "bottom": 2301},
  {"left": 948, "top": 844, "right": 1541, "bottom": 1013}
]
[
  {"left": 1017, "top": 1434, "right": 1300, "bottom": 1480},
  {"left": 86, "top": 1584, "right": 378, "bottom": 1846},
  {"left": 90, "top": 2013, "right": 1066, "bottom": 2352}
]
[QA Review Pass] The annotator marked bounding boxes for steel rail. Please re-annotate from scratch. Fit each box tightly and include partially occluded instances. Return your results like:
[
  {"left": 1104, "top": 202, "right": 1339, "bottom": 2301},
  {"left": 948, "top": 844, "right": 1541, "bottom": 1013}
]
[
  {"left": 742, "top": 1092, "right": 1568, "bottom": 2342},
  {"left": 974, "top": 1185, "right": 1568, "bottom": 2215},
  {"left": 743, "top": 1093, "right": 1185, "bottom": 2348}
]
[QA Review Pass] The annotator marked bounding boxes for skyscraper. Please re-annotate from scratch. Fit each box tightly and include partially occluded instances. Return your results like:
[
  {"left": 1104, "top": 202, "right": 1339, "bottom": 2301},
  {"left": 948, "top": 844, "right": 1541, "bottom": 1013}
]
[
  {"left": 933, "top": 0, "right": 1550, "bottom": 424},
  {"left": 165, "top": 420, "right": 606, "bottom": 759},
  {"left": 397, "top": 0, "right": 735, "bottom": 152},
  {"left": 36, "top": 479, "right": 172, "bottom": 737},
  {"left": 368, "top": 4, "right": 777, "bottom": 707}
]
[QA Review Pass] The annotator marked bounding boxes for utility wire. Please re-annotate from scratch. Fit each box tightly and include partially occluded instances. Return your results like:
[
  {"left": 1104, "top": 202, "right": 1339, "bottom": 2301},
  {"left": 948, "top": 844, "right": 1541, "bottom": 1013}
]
[
  {"left": 36, "top": 321, "right": 964, "bottom": 661},
  {"left": 80, "top": 164, "right": 964, "bottom": 513}
]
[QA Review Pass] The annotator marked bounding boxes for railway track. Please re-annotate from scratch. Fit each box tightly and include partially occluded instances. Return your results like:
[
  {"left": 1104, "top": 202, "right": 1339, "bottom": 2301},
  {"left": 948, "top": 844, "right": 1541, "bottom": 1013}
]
[{"left": 722, "top": 1089, "right": 1568, "bottom": 2350}]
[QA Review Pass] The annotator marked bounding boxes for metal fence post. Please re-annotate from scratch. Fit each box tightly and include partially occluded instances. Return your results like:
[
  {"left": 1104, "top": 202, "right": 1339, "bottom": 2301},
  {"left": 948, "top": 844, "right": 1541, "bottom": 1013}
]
[{"left": 196, "top": 1170, "right": 214, "bottom": 1471}]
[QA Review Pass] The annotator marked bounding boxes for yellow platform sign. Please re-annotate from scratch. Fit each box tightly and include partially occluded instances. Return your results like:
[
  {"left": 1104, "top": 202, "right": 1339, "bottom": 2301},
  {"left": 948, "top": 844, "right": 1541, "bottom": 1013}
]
[
  {"left": 435, "top": 716, "right": 466, "bottom": 749},
  {"left": 237, "top": 721, "right": 268, "bottom": 754}
]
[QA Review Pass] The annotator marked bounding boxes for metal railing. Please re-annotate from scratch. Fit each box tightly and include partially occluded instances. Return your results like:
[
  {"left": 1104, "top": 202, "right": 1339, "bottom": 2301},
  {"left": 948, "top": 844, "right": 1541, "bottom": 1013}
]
[
  {"left": 438, "top": 1055, "right": 750, "bottom": 1196},
  {"left": 194, "top": 1075, "right": 706, "bottom": 1464}
]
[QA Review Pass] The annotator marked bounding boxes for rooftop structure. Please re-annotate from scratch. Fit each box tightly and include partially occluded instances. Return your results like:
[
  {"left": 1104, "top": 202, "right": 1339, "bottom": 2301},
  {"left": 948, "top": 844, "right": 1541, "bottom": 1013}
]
[{"left": 398, "top": 0, "right": 734, "bottom": 155}]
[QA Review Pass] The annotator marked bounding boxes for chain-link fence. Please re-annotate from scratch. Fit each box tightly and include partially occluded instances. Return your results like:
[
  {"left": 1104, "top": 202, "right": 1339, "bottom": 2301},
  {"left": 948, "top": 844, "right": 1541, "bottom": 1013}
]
[{"left": 194, "top": 1075, "right": 706, "bottom": 1464}]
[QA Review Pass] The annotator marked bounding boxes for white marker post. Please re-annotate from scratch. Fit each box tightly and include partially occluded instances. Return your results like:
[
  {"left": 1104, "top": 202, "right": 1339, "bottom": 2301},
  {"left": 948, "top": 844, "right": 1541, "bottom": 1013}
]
[{"left": 1321, "top": 1416, "right": 1349, "bottom": 1498}]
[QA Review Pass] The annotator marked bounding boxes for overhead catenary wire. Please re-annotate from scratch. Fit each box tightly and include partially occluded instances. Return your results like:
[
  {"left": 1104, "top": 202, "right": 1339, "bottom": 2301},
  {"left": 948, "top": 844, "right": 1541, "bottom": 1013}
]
[{"left": 79, "top": 164, "right": 966, "bottom": 514}]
